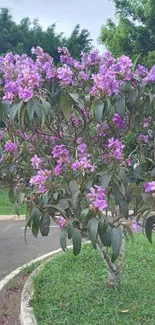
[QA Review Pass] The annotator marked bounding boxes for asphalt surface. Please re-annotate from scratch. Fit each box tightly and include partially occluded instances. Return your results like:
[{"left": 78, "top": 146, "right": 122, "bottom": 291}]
[{"left": 0, "top": 220, "right": 60, "bottom": 281}]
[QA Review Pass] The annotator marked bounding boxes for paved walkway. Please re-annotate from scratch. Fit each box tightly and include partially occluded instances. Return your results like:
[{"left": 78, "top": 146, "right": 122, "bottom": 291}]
[{"left": 0, "top": 220, "right": 60, "bottom": 280}]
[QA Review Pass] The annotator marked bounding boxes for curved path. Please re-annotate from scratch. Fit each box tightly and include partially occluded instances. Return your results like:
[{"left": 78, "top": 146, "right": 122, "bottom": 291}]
[{"left": 0, "top": 220, "right": 60, "bottom": 280}]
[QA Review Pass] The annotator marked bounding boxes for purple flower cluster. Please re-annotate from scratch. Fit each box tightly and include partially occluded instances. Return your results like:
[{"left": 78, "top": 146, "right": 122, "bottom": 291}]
[
  {"left": 58, "top": 216, "right": 67, "bottom": 229},
  {"left": 91, "top": 70, "right": 120, "bottom": 96},
  {"left": 1, "top": 46, "right": 155, "bottom": 102},
  {"left": 143, "top": 118, "right": 149, "bottom": 128},
  {"left": 144, "top": 65, "right": 155, "bottom": 83},
  {"left": 112, "top": 113, "right": 126, "bottom": 129},
  {"left": 29, "top": 169, "right": 51, "bottom": 193},
  {"left": 57, "top": 64, "right": 73, "bottom": 85},
  {"left": 96, "top": 123, "right": 108, "bottom": 137},
  {"left": 31, "top": 154, "right": 42, "bottom": 169},
  {"left": 4, "top": 142, "right": 18, "bottom": 156},
  {"left": 52, "top": 145, "right": 70, "bottom": 175},
  {"left": 138, "top": 134, "right": 149, "bottom": 143},
  {"left": 71, "top": 143, "right": 96, "bottom": 173},
  {"left": 87, "top": 185, "right": 107, "bottom": 212},
  {"left": 106, "top": 138, "right": 124, "bottom": 161},
  {"left": 144, "top": 181, "right": 155, "bottom": 192}
]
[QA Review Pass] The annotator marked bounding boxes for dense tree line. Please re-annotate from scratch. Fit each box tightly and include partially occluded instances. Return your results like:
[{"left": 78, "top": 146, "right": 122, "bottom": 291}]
[{"left": 0, "top": 7, "right": 92, "bottom": 61}]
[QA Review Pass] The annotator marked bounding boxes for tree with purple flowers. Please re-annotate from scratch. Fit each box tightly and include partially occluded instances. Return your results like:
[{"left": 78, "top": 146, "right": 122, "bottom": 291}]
[{"left": 1, "top": 46, "right": 155, "bottom": 288}]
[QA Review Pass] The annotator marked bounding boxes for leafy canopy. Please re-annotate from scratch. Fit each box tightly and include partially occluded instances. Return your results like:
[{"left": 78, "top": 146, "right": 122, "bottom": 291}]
[
  {"left": 99, "top": 0, "right": 155, "bottom": 68},
  {"left": 0, "top": 47, "right": 155, "bottom": 261}
]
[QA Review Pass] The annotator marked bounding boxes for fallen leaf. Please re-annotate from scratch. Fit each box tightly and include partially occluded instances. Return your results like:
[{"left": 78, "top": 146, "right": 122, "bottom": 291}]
[
  {"left": 132, "top": 306, "right": 136, "bottom": 311},
  {"left": 121, "top": 309, "right": 129, "bottom": 313}
]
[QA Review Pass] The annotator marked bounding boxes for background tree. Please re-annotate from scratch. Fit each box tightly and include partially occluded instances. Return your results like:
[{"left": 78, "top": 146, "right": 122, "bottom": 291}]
[
  {"left": 0, "top": 8, "right": 92, "bottom": 61},
  {"left": 99, "top": 0, "right": 155, "bottom": 67}
]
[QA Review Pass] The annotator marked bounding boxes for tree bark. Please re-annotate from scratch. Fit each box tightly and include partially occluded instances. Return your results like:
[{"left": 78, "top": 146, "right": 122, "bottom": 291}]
[{"left": 97, "top": 226, "right": 126, "bottom": 289}]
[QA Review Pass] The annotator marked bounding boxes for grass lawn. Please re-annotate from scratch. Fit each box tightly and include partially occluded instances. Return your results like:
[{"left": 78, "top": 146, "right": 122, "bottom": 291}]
[
  {"left": 33, "top": 234, "right": 155, "bottom": 325},
  {"left": 0, "top": 189, "right": 26, "bottom": 215}
]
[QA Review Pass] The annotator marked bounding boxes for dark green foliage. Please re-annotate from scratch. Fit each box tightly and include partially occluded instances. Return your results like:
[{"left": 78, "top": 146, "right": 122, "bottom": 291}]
[
  {"left": 0, "top": 8, "right": 92, "bottom": 61},
  {"left": 99, "top": 0, "right": 155, "bottom": 67}
]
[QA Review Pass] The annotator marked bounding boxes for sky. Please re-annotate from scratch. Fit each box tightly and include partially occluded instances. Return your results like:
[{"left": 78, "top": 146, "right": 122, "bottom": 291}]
[{"left": 1, "top": 0, "right": 115, "bottom": 50}]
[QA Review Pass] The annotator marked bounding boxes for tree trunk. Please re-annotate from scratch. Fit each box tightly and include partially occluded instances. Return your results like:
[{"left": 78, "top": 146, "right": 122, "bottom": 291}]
[
  {"left": 106, "top": 270, "right": 120, "bottom": 288},
  {"left": 97, "top": 226, "right": 125, "bottom": 289}
]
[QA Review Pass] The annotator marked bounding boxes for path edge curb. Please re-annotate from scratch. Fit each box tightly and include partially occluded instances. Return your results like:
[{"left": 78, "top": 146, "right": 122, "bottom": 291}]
[
  {"left": 20, "top": 247, "right": 65, "bottom": 325},
  {"left": 20, "top": 242, "right": 90, "bottom": 325}
]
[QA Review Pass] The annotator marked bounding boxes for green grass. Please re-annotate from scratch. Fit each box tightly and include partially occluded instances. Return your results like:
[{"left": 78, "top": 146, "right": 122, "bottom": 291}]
[
  {"left": 0, "top": 189, "right": 26, "bottom": 215},
  {"left": 33, "top": 234, "right": 155, "bottom": 325}
]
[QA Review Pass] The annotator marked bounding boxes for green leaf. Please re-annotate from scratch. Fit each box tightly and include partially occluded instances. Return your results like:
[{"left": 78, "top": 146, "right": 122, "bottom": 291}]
[
  {"left": 99, "top": 224, "right": 112, "bottom": 247},
  {"left": 2, "top": 101, "right": 10, "bottom": 120},
  {"left": 98, "top": 218, "right": 108, "bottom": 236},
  {"left": 41, "top": 98, "right": 51, "bottom": 115},
  {"left": 0, "top": 145, "right": 3, "bottom": 159},
  {"left": 27, "top": 100, "right": 35, "bottom": 123},
  {"left": 72, "top": 228, "right": 81, "bottom": 256},
  {"left": 60, "top": 95, "right": 72, "bottom": 121},
  {"left": 8, "top": 188, "right": 16, "bottom": 204},
  {"left": 100, "top": 172, "right": 112, "bottom": 189},
  {"left": 118, "top": 168, "right": 128, "bottom": 187},
  {"left": 40, "top": 213, "right": 50, "bottom": 236},
  {"left": 95, "top": 102, "right": 104, "bottom": 123},
  {"left": 24, "top": 213, "right": 33, "bottom": 244},
  {"left": 31, "top": 207, "right": 40, "bottom": 238},
  {"left": 111, "top": 227, "right": 122, "bottom": 262},
  {"left": 60, "top": 228, "right": 67, "bottom": 251},
  {"left": 18, "top": 192, "right": 25, "bottom": 205},
  {"left": 88, "top": 218, "right": 99, "bottom": 249},
  {"left": 69, "top": 180, "right": 80, "bottom": 210},
  {"left": 113, "top": 184, "right": 121, "bottom": 205},
  {"left": 135, "top": 114, "right": 141, "bottom": 131},
  {"left": 67, "top": 221, "right": 73, "bottom": 239},
  {"left": 132, "top": 54, "right": 141, "bottom": 72},
  {"left": 9, "top": 100, "right": 23, "bottom": 120},
  {"left": 125, "top": 226, "right": 134, "bottom": 242},
  {"left": 14, "top": 201, "right": 20, "bottom": 216},
  {"left": 128, "top": 89, "right": 138, "bottom": 110},
  {"left": 115, "top": 95, "right": 125, "bottom": 117},
  {"left": 69, "top": 92, "right": 84, "bottom": 109},
  {"left": 57, "top": 199, "right": 69, "bottom": 210},
  {"left": 145, "top": 215, "right": 155, "bottom": 244},
  {"left": 69, "top": 180, "right": 78, "bottom": 194},
  {"left": 119, "top": 199, "right": 129, "bottom": 219}
]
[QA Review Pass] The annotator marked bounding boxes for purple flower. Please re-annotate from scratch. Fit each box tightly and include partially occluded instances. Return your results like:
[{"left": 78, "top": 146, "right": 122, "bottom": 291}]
[
  {"left": 145, "top": 65, "right": 155, "bottom": 83},
  {"left": 131, "top": 219, "right": 138, "bottom": 232},
  {"left": 144, "top": 181, "right": 155, "bottom": 192},
  {"left": 71, "top": 115, "right": 79, "bottom": 126},
  {"left": 91, "top": 70, "right": 120, "bottom": 96},
  {"left": 112, "top": 113, "right": 126, "bottom": 129},
  {"left": 31, "top": 154, "right": 42, "bottom": 169},
  {"left": 58, "top": 216, "right": 67, "bottom": 229},
  {"left": 4, "top": 142, "right": 18, "bottom": 156},
  {"left": 107, "top": 138, "right": 124, "bottom": 160},
  {"left": 0, "top": 130, "right": 4, "bottom": 141},
  {"left": 127, "top": 158, "right": 132, "bottom": 166},
  {"left": 54, "top": 162, "right": 63, "bottom": 176},
  {"left": 87, "top": 185, "right": 107, "bottom": 212},
  {"left": 71, "top": 156, "right": 96, "bottom": 173},
  {"left": 138, "top": 134, "right": 149, "bottom": 143},
  {"left": 77, "top": 143, "right": 87, "bottom": 154},
  {"left": 76, "top": 137, "right": 83, "bottom": 144},
  {"left": 29, "top": 169, "right": 51, "bottom": 193},
  {"left": 52, "top": 145, "right": 70, "bottom": 164},
  {"left": 57, "top": 64, "right": 73, "bottom": 85},
  {"left": 79, "top": 71, "right": 88, "bottom": 80},
  {"left": 143, "top": 118, "right": 149, "bottom": 128}
]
